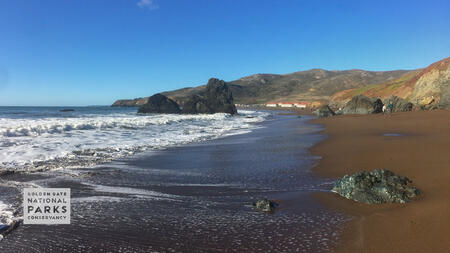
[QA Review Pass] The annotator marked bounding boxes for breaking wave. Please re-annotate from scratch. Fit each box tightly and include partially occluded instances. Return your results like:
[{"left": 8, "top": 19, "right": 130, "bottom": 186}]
[{"left": 0, "top": 109, "right": 269, "bottom": 171}]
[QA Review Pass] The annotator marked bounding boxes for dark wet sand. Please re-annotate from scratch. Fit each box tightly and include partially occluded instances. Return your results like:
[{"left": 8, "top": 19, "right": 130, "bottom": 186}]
[
  {"left": 310, "top": 110, "right": 450, "bottom": 253},
  {"left": 1, "top": 112, "right": 345, "bottom": 252}
]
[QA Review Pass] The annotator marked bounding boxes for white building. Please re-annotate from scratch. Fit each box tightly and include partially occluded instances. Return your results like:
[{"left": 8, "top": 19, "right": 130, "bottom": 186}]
[
  {"left": 293, "top": 102, "right": 308, "bottom": 108},
  {"left": 266, "top": 101, "right": 308, "bottom": 108},
  {"left": 279, "top": 102, "right": 295, "bottom": 108}
]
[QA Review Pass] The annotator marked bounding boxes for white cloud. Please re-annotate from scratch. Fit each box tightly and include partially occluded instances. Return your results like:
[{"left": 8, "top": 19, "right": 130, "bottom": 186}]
[{"left": 137, "top": 0, "right": 159, "bottom": 10}]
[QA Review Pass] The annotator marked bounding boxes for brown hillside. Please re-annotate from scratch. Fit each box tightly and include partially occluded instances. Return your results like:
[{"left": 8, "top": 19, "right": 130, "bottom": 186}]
[
  {"left": 159, "top": 69, "right": 410, "bottom": 106},
  {"left": 331, "top": 57, "right": 450, "bottom": 108}
]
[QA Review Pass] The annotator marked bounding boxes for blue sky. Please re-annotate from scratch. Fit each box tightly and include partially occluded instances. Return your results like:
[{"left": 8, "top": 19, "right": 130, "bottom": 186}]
[{"left": 0, "top": 0, "right": 449, "bottom": 106}]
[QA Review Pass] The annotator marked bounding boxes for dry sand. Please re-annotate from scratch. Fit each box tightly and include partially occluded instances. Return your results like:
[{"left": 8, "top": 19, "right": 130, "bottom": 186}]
[{"left": 310, "top": 110, "right": 450, "bottom": 253}]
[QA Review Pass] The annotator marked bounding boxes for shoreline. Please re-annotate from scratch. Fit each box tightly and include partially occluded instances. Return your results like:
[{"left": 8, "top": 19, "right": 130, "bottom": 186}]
[
  {"left": 308, "top": 110, "right": 450, "bottom": 252},
  {"left": 0, "top": 111, "right": 345, "bottom": 252}
]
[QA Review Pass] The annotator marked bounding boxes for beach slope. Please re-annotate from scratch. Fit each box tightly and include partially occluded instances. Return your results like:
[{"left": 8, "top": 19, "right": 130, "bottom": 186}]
[{"left": 311, "top": 110, "right": 450, "bottom": 253}]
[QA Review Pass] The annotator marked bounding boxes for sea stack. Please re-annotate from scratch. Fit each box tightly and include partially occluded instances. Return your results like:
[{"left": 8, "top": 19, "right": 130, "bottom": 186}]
[
  {"left": 182, "top": 78, "right": 237, "bottom": 114},
  {"left": 137, "top": 94, "right": 181, "bottom": 114}
]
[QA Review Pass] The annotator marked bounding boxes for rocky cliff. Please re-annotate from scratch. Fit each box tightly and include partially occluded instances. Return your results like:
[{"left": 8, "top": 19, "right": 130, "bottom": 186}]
[
  {"left": 330, "top": 57, "right": 450, "bottom": 109},
  {"left": 182, "top": 78, "right": 237, "bottom": 114},
  {"left": 409, "top": 57, "right": 450, "bottom": 109}
]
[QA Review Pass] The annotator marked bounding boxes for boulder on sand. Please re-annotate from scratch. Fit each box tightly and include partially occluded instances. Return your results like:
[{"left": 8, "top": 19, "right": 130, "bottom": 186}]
[
  {"left": 137, "top": 94, "right": 181, "bottom": 114},
  {"left": 315, "top": 105, "right": 335, "bottom": 118},
  {"left": 252, "top": 198, "right": 278, "bottom": 212},
  {"left": 182, "top": 78, "right": 237, "bottom": 114},
  {"left": 373, "top": 98, "right": 383, "bottom": 113},
  {"left": 343, "top": 95, "right": 383, "bottom": 114},
  {"left": 332, "top": 169, "right": 420, "bottom": 204},
  {"left": 383, "top": 96, "right": 414, "bottom": 112}
]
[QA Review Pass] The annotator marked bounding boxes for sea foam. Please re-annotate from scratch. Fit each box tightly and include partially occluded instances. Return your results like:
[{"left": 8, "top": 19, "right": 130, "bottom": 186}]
[{"left": 0, "top": 110, "right": 269, "bottom": 171}]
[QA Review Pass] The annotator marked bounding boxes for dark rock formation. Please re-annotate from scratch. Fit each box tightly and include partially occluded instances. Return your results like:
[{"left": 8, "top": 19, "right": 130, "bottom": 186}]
[
  {"left": 59, "top": 109, "right": 74, "bottom": 112},
  {"left": 182, "top": 95, "right": 210, "bottom": 114},
  {"left": 252, "top": 199, "right": 278, "bottom": 212},
  {"left": 315, "top": 105, "right": 336, "bottom": 118},
  {"left": 383, "top": 96, "right": 414, "bottom": 112},
  {"left": 182, "top": 78, "right": 237, "bottom": 114},
  {"left": 343, "top": 95, "right": 383, "bottom": 114},
  {"left": 137, "top": 94, "right": 181, "bottom": 114},
  {"left": 332, "top": 169, "right": 420, "bottom": 204},
  {"left": 373, "top": 99, "right": 383, "bottom": 113}
]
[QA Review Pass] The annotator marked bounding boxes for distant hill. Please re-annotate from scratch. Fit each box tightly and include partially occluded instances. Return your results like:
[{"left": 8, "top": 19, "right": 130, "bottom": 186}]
[
  {"left": 112, "top": 69, "right": 410, "bottom": 107},
  {"left": 112, "top": 97, "right": 149, "bottom": 107},
  {"left": 112, "top": 58, "right": 450, "bottom": 109},
  {"left": 331, "top": 57, "right": 450, "bottom": 109},
  {"left": 226, "top": 69, "right": 410, "bottom": 104}
]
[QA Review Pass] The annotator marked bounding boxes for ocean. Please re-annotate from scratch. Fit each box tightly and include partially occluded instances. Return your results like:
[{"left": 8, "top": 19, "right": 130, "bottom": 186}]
[
  {"left": 0, "top": 106, "right": 268, "bottom": 171},
  {"left": 0, "top": 107, "right": 347, "bottom": 252}
]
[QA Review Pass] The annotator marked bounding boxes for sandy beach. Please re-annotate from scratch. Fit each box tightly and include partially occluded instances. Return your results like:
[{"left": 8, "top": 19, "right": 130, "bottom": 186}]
[{"left": 310, "top": 110, "right": 450, "bottom": 253}]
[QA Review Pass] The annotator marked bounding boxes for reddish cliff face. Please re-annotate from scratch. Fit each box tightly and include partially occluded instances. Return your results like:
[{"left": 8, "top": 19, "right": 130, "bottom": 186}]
[
  {"left": 330, "top": 57, "right": 450, "bottom": 108},
  {"left": 409, "top": 57, "right": 450, "bottom": 106}
]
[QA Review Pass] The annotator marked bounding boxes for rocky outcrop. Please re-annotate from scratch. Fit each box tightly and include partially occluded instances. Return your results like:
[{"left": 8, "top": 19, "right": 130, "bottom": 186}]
[
  {"left": 343, "top": 95, "right": 383, "bottom": 114},
  {"left": 137, "top": 94, "right": 181, "bottom": 114},
  {"left": 373, "top": 99, "right": 383, "bottom": 113},
  {"left": 383, "top": 96, "right": 414, "bottom": 112},
  {"left": 115, "top": 78, "right": 237, "bottom": 114},
  {"left": 329, "top": 58, "right": 450, "bottom": 111},
  {"left": 112, "top": 97, "right": 149, "bottom": 107},
  {"left": 409, "top": 57, "right": 450, "bottom": 107},
  {"left": 252, "top": 199, "right": 278, "bottom": 212},
  {"left": 332, "top": 169, "right": 420, "bottom": 204},
  {"left": 315, "top": 105, "right": 335, "bottom": 118},
  {"left": 182, "top": 78, "right": 237, "bottom": 114},
  {"left": 182, "top": 95, "right": 209, "bottom": 114}
]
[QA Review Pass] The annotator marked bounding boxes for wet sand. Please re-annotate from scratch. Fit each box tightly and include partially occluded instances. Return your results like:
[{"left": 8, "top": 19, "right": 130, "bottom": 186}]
[
  {"left": 310, "top": 110, "right": 450, "bottom": 253},
  {"left": 0, "top": 112, "right": 346, "bottom": 252}
]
